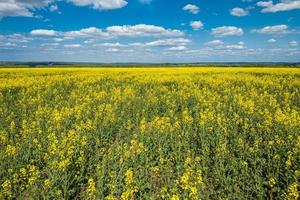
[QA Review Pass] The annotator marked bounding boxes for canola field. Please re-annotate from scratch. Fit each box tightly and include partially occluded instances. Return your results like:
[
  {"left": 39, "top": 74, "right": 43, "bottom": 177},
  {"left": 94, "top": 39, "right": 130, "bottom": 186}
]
[{"left": 0, "top": 67, "right": 299, "bottom": 200}]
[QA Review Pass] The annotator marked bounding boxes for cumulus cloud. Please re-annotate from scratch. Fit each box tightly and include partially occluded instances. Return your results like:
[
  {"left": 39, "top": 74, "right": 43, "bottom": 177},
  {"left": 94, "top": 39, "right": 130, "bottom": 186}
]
[
  {"left": 257, "top": 1, "right": 273, "bottom": 7},
  {"left": 100, "top": 42, "right": 127, "bottom": 47},
  {"left": 230, "top": 7, "right": 249, "bottom": 16},
  {"left": 64, "top": 44, "right": 82, "bottom": 48},
  {"left": 105, "top": 48, "right": 120, "bottom": 52},
  {"left": 0, "top": 33, "right": 33, "bottom": 49},
  {"left": 252, "top": 25, "right": 289, "bottom": 34},
  {"left": 205, "top": 40, "right": 246, "bottom": 50},
  {"left": 0, "top": 0, "right": 128, "bottom": 19},
  {"left": 190, "top": 21, "right": 203, "bottom": 30},
  {"left": 167, "top": 46, "right": 187, "bottom": 51},
  {"left": 53, "top": 38, "right": 65, "bottom": 42},
  {"left": 183, "top": 4, "right": 199, "bottom": 14},
  {"left": 128, "top": 38, "right": 191, "bottom": 51},
  {"left": 257, "top": 0, "right": 300, "bottom": 13},
  {"left": 66, "top": 0, "right": 127, "bottom": 10},
  {"left": 49, "top": 4, "right": 58, "bottom": 12},
  {"left": 1, "top": 33, "right": 30, "bottom": 43},
  {"left": 0, "top": 0, "right": 53, "bottom": 19},
  {"left": 224, "top": 44, "right": 245, "bottom": 50},
  {"left": 41, "top": 42, "right": 60, "bottom": 47},
  {"left": 211, "top": 26, "right": 244, "bottom": 37},
  {"left": 0, "top": 42, "right": 17, "bottom": 47},
  {"left": 30, "top": 29, "right": 58, "bottom": 36},
  {"left": 268, "top": 38, "right": 276, "bottom": 43},
  {"left": 205, "top": 40, "right": 224, "bottom": 46},
  {"left": 30, "top": 25, "right": 184, "bottom": 40},
  {"left": 105, "top": 24, "right": 183, "bottom": 37},
  {"left": 289, "top": 40, "right": 298, "bottom": 47},
  {"left": 130, "top": 38, "right": 191, "bottom": 47},
  {"left": 64, "top": 27, "right": 108, "bottom": 38}
]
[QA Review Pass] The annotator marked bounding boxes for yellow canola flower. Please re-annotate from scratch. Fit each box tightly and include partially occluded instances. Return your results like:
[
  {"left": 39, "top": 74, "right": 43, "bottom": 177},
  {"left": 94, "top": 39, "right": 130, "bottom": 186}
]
[
  {"left": 121, "top": 168, "right": 137, "bottom": 200},
  {"left": 171, "top": 195, "right": 180, "bottom": 200},
  {"left": 1, "top": 180, "right": 12, "bottom": 198},
  {"left": 125, "top": 168, "right": 134, "bottom": 186},
  {"left": 268, "top": 178, "right": 276, "bottom": 188},
  {"left": 5, "top": 145, "right": 17, "bottom": 157},
  {"left": 106, "top": 194, "right": 117, "bottom": 200},
  {"left": 87, "top": 178, "right": 96, "bottom": 198},
  {"left": 286, "top": 182, "right": 299, "bottom": 200}
]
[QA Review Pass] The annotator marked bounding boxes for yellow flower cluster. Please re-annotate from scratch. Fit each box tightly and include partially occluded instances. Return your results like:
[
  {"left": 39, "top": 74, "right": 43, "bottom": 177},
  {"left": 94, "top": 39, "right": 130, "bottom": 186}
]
[
  {"left": 121, "top": 168, "right": 137, "bottom": 200},
  {"left": 179, "top": 157, "right": 205, "bottom": 198},
  {"left": 86, "top": 178, "right": 96, "bottom": 199}
]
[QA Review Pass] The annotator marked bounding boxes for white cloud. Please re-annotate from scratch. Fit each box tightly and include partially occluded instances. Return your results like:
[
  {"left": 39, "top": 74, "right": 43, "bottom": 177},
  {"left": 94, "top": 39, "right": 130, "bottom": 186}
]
[
  {"left": 100, "top": 42, "right": 127, "bottom": 47},
  {"left": 105, "top": 48, "right": 120, "bottom": 52},
  {"left": 53, "top": 38, "right": 65, "bottom": 42},
  {"left": 49, "top": 4, "right": 58, "bottom": 12},
  {"left": 2, "top": 33, "right": 30, "bottom": 43},
  {"left": 268, "top": 38, "right": 276, "bottom": 43},
  {"left": 64, "top": 44, "right": 82, "bottom": 48},
  {"left": 30, "top": 25, "right": 184, "bottom": 41},
  {"left": 41, "top": 42, "right": 60, "bottom": 46},
  {"left": 0, "top": 42, "right": 17, "bottom": 47},
  {"left": 0, "top": 0, "right": 128, "bottom": 19},
  {"left": 205, "top": 40, "right": 246, "bottom": 50},
  {"left": 106, "top": 24, "right": 184, "bottom": 37},
  {"left": 257, "top": 0, "right": 300, "bottom": 13},
  {"left": 190, "top": 21, "right": 203, "bottom": 30},
  {"left": 66, "top": 0, "right": 127, "bottom": 10},
  {"left": 183, "top": 4, "right": 199, "bottom": 14},
  {"left": 0, "top": 34, "right": 32, "bottom": 49},
  {"left": 257, "top": 1, "right": 273, "bottom": 7},
  {"left": 289, "top": 40, "right": 298, "bottom": 47},
  {"left": 211, "top": 26, "right": 244, "bottom": 37},
  {"left": 167, "top": 46, "right": 187, "bottom": 51},
  {"left": 147, "top": 38, "right": 190, "bottom": 47},
  {"left": 53, "top": 37, "right": 74, "bottom": 41},
  {"left": 0, "top": 0, "right": 52, "bottom": 19},
  {"left": 205, "top": 40, "right": 224, "bottom": 46},
  {"left": 64, "top": 27, "right": 108, "bottom": 38},
  {"left": 252, "top": 25, "right": 288, "bottom": 34},
  {"left": 225, "top": 44, "right": 245, "bottom": 50},
  {"left": 132, "top": 38, "right": 191, "bottom": 47},
  {"left": 230, "top": 7, "right": 249, "bottom": 16},
  {"left": 30, "top": 29, "right": 58, "bottom": 36},
  {"left": 128, "top": 42, "right": 143, "bottom": 47}
]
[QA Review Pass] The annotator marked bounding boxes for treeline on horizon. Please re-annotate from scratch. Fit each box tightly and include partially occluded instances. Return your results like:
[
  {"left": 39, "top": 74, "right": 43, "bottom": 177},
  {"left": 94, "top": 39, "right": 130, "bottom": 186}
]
[{"left": 0, "top": 62, "right": 300, "bottom": 68}]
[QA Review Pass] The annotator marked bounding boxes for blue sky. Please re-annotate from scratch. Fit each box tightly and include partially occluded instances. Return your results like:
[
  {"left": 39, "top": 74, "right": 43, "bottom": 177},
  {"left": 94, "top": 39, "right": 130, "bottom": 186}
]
[{"left": 0, "top": 0, "right": 299, "bottom": 63}]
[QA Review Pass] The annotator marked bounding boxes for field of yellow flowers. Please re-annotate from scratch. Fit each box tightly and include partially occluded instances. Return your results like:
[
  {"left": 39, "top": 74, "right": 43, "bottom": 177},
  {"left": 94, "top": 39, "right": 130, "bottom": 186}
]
[{"left": 0, "top": 67, "right": 299, "bottom": 199}]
